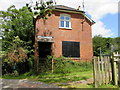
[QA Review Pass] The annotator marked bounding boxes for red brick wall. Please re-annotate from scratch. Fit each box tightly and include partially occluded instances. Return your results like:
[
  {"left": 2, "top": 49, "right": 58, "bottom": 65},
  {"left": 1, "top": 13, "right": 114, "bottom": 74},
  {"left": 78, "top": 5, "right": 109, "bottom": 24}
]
[{"left": 36, "top": 10, "right": 93, "bottom": 61}]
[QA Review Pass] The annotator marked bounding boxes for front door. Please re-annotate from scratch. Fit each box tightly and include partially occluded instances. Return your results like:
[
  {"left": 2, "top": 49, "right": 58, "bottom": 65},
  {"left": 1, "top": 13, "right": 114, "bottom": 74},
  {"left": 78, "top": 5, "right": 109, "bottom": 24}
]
[{"left": 38, "top": 42, "right": 52, "bottom": 59}]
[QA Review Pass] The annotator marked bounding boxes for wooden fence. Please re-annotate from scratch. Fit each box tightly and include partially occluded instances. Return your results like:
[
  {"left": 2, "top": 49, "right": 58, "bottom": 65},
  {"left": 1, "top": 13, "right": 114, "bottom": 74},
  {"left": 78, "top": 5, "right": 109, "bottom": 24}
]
[
  {"left": 112, "top": 52, "right": 120, "bottom": 85},
  {"left": 93, "top": 56, "right": 112, "bottom": 87},
  {"left": 93, "top": 52, "right": 120, "bottom": 87}
]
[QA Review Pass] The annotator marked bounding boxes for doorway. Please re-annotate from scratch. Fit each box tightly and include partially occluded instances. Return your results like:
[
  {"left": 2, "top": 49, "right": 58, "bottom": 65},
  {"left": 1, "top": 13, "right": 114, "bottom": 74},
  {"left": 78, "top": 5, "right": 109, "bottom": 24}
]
[{"left": 38, "top": 42, "right": 52, "bottom": 59}]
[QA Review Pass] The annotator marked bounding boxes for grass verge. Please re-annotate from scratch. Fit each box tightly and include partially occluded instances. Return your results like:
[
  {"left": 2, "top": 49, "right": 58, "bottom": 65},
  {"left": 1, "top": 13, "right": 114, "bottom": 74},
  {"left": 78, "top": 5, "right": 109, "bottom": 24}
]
[{"left": 2, "top": 70, "right": 93, "bottom": 83}]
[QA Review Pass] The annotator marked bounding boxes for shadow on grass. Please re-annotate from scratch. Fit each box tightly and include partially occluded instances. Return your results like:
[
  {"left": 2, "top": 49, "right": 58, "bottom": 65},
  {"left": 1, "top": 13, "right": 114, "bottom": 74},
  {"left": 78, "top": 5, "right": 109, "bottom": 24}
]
[{"left": 38, "top": 76, "right": 90, "bottom": 84}]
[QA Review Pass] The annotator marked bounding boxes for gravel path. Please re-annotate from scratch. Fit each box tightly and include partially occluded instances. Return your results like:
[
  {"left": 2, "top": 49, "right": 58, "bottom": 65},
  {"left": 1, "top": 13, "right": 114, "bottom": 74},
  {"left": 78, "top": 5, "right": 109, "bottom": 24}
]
[
  {"left": 0, "top": 78, "right": 93, "bottom": 89},
  {"left": 0, "top": 79, "right": 60, "bottom": 89},
  {"left": 52, "top": 78, "right": 93, "bottom": 86}
]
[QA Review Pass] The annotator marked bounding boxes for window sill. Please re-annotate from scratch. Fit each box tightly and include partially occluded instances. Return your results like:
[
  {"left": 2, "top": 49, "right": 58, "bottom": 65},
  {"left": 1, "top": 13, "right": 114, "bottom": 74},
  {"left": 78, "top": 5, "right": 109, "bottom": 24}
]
[
  {"left": 64, "top": 57, "right": 80, "bottom": 60},
  {"left": 59, "top": 27, "right": 72, "bottom": 30}
]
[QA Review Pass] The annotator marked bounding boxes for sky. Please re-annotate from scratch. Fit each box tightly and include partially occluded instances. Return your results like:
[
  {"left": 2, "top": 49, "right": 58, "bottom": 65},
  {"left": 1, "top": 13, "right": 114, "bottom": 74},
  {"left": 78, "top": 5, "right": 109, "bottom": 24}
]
[{"left": 0, "top": 0, "right": 119, "bottom": 38}]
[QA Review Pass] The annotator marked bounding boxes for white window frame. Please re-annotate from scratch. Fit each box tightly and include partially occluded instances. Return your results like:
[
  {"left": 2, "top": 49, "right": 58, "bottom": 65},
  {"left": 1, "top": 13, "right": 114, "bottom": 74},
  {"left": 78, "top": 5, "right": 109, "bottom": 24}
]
[{"left": 59, "top": 14, "right": 72, "bottom": 29}]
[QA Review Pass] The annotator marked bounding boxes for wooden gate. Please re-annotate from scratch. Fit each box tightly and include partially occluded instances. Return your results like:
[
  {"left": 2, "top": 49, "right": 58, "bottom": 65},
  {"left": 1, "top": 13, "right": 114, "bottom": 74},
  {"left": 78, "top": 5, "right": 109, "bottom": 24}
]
[
  {"left": 93, "top": 52, "right": 120, "bottom": 87},
  {"left": 93, "top": 56, "right": 112, "bottom": 87}
]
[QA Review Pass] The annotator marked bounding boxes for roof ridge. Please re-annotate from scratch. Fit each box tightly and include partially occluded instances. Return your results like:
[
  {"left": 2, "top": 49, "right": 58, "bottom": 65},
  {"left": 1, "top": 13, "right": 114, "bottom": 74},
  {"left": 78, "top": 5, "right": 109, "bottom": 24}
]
[{"left": 54, "top": 5, "right": 77, "bottom": 10}]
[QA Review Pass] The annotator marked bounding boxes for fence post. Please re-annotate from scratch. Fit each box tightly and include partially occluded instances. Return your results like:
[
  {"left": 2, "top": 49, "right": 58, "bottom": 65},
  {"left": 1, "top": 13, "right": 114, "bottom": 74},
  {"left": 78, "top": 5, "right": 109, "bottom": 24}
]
[
  {"left": 52, "top": 59, "right": 54, "bottom": 73},
  {"left": 101, "top": 56, "right": 105, "bottom": 84},
  {"left": 93, "top": 57, "right": 98, "bottom": 88},
  {"left": 104, "top": 56, "right": 108, "bottom": 84},
  {"left": 97, "top": 57, "right": 101, "bottom": 85},
  {"left": 111, "top": 54, "right": 118, "bottom": 85},
  {"left": 107, "top": 57, "right": 112, "bottom": 83},
  {"left": 118, "top": 60, "right": 120, "bottom": 84}
]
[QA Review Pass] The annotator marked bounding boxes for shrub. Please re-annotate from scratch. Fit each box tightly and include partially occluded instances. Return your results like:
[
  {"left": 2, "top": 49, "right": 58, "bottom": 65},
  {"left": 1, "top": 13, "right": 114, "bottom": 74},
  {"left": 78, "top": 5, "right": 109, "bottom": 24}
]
[
  {"left": 2, "top": 59, "right": 31, "bottom": 75},
  {"left": 53, "top": 56, "right": 93, "bottom": 74},
  {"left": 2, "top": 36, "right": 34, "bottom": 75},
  {"left": 38, "top": 55, "right": 52, "bottom": 73}
]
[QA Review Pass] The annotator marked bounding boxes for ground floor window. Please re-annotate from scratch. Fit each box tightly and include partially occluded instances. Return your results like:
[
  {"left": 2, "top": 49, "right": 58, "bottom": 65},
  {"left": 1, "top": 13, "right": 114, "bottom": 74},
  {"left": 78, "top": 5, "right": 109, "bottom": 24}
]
[{"left": 62, "top": 41, "right": 80, "bottom": 57}]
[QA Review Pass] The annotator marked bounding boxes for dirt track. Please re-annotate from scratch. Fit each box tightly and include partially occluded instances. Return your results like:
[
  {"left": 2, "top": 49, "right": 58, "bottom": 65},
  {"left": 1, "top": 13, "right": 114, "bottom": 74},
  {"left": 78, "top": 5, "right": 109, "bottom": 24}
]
[{"left": 1, "top": 79, "right": 59, "bottom": 89}]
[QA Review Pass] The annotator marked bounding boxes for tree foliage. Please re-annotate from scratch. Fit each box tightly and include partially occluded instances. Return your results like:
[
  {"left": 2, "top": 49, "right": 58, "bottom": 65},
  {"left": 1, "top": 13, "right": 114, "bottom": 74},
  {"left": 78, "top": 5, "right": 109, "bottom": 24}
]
[
  {"left": 113, "top": 37, "right": 120, "bottom": 52},
  {"left": 7, "top": 36, "right": 28, "bottom": 63},
  {"left": 0, "top": 5, "right": 34, "bottom": 52},
  {"left": 93, "top": 35, "right": 120, "bottom": 56},
  {"left": 0, "top": 5, "right": 35, "bottom": 75},
  {"left": 1, "top": 1, "right": 54, "bottom": 74},
  {"left": 26, "top": 0, "right": 53, "bottom": 20}
]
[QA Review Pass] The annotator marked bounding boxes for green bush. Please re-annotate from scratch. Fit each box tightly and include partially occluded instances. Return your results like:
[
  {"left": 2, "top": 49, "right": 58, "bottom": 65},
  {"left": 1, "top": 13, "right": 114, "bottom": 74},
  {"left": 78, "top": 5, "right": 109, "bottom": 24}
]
[
  {"left": 53, "top": 56, "right": 93, "bottom": 74},
  {"left": 38, "top": 55, "right": 52, "bottom": 73},
  {"left": 2, "top": 55, "right": 34, "bottom": 75},
  {"left": 2, "top": 55, "right": 93, "bottom": 76},
  {"left": 27, "top": 55, "right": 34, "bottom": 69}
]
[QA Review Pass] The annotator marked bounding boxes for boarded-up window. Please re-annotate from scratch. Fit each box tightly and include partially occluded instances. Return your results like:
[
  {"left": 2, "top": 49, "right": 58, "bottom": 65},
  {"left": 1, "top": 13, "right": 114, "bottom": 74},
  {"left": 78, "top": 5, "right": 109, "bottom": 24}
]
[{"left": 62, "top": 41, "right": 80, "bottom": 57}]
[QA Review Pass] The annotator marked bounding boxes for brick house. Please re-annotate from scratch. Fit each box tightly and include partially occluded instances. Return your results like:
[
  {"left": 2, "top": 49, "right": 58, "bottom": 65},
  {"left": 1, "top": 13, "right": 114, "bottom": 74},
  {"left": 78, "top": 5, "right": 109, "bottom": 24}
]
[{"left": 34, "top": 5, "right": 95, "bottom": 61}]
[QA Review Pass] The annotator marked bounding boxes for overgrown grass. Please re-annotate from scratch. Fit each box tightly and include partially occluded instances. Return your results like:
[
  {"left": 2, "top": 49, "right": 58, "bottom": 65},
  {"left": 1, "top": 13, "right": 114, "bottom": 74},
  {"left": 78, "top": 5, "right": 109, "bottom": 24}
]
[
  {"left": 2, "top": 57, "right": 95, "bottom": 88},
  {"left": 36, "top": 56, "right": 93, "bottom": 74},
  {"left": 37, "top": 71, "right": 93, "bottom": 83},
  {"left": 2, "top": 57, "right": 93, "bottom": 84},
  {"left": 98, "top": 84, "right": 118, "bottom": 88},
  {"left": 2, "top": 70, "right": 93, "bottom": 83},
  {"left": 60, "top": 83, "right": 119, "bottom": 88},
  {"left": 52, "top": 56, "right": 93, "bottom": 74},
  {"left": 3, "top": 72, "right": 119, "bottom": 89}
]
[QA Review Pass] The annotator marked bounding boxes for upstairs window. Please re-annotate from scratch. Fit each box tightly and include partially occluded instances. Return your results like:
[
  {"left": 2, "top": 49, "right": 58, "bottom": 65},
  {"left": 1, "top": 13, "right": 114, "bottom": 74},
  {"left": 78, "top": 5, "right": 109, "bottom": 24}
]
[{"left": 60, "top": 14, "right": 71, "bottom": 29}]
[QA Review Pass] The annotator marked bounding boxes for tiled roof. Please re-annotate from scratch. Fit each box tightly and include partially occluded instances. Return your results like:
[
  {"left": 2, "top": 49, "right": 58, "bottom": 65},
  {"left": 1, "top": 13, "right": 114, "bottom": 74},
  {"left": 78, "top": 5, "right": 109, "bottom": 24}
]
[
  {"left": 52, "top": 5, "right": 95, "bottom": 24},
  {"left": 52, "top": 5, "right": 84, "bottom": 13}
]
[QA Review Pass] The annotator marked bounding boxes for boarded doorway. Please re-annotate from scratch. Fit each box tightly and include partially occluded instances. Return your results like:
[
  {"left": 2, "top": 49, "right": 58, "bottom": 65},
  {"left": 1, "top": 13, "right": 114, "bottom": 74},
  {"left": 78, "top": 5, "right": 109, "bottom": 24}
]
[{"left": 38, "top": 42, "right": 52, "bottom": 59}]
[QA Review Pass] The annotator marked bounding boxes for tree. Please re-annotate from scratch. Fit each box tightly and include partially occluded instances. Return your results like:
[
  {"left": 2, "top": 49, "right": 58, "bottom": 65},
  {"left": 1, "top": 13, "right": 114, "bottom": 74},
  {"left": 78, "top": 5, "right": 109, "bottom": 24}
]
[
  {"left": 26, "top": 0, "right": 53, "bottom": 73},
  {"left": 26, "top": 0, "right": 53, "bottom": 19},
  {"left": 0, "top": 1, "right": 54, "bottom": 73},
  {"left": 0, "top": 5, "right": 35, "bottom": 74},
  {"left": 0, "top": 5, "right": 34, "bottom": 52},
  {"left": 93, "top": 35, "right": 105, "bottom": 56},
  {"left": 92, "top": 35, "right": 113, "bottom": 56},
  {"left": 2, "top": 36, "right": 29, "bottom": 75},
  {"left": 113, "top": 37, "right": 120, "bottom": 52},
  {"left": 103, "top": 37, "right": 113, "bottom": 54},
  {"left": 7, "top": 36, "right": 28, "bottom": 63}
]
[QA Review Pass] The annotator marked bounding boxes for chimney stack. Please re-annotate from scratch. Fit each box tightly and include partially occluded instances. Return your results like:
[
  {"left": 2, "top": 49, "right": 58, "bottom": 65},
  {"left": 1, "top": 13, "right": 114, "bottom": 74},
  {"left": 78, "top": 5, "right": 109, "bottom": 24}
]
[{"left": 77, "top": 6, "right": 80, "bottom": 10}]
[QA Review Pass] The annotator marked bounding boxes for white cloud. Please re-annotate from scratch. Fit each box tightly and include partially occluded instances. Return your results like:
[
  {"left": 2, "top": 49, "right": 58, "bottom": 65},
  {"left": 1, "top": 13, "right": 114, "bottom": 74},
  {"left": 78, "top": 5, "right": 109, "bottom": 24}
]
[
  {"left": 0, "top": 0, "right": 118, "bottom": 37},
  {"left": 0, "top": 0, "right": 31, "bottom": 11},
  {"left": 0, "top": 0, "right": 12, "bottom": 11},
  {"left": 84, "top": 0, "right": 118, "bottom": 21},
  {"left": 92, "top": 21, "right": 114, "bottom": 37}
]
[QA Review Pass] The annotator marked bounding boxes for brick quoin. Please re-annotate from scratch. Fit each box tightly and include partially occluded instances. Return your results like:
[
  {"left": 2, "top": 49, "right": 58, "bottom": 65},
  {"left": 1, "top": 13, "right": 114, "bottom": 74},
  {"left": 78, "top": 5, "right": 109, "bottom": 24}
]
[{"left": 35, "top": 5, "right": 95, "bottom": 61}]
